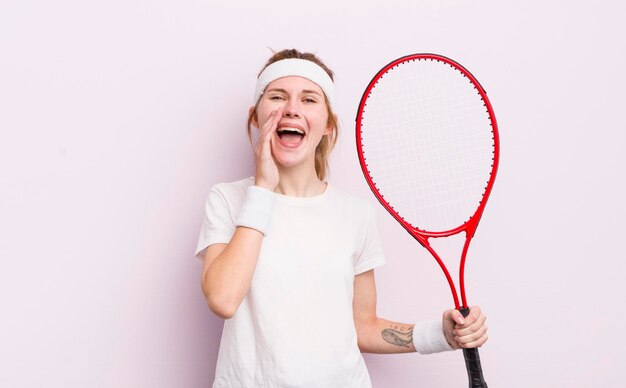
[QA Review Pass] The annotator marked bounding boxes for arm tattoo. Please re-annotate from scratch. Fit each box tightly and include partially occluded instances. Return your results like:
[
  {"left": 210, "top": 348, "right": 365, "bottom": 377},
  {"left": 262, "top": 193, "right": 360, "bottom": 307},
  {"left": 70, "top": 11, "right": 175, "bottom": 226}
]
[{"left": 381, "top": 324, "right": 414, "bottom": 348}]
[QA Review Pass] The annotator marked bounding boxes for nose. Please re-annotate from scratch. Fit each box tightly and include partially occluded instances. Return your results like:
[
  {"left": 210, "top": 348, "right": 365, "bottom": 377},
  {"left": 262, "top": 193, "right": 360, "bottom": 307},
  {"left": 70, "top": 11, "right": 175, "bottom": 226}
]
[{"left": 283, "top": 99, "right": 300, "bottom": 118}]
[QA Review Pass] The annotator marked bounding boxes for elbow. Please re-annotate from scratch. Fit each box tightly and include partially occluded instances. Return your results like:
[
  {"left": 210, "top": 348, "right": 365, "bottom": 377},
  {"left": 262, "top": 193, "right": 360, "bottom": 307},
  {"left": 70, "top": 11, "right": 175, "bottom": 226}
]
[
  {"left": 356, "top": 333, "right": 370, "bottom": 353},
  {"left": 355, "top": 316, "right": 379, "bottom": 353},
  {"left": 356, "top": 331, "right": 370, "bottom": 353},
  {"left": 356, "top": 339, "right": 366, "bottom": 353},
  {"left": 355, "top": 321, "right": 374, "bottom": 353},
  {"left": 201, "top": 279, "right": 238, "bottom": 319},
  {"left": 200, "top": 267, "right": 241, "bottom": 319},
  {"left": 207, "top": 296, "right": 237, "bottom": 319}
]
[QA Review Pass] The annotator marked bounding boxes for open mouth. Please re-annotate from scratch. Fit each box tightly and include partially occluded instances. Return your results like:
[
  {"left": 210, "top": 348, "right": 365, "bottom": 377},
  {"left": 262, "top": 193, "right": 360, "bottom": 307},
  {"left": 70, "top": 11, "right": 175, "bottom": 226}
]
[{"left": 276, "top": 127, "right": 305, "bottom": 145}]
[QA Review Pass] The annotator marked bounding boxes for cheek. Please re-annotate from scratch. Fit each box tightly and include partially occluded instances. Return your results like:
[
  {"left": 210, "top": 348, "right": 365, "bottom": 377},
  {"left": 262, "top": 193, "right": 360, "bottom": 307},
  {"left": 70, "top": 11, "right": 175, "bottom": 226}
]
[
  {"left": 254, "top": 109, "right": 272, "bottom": 129},
  {"left": 256, "top": 100, "right": 285, "bottom": 127},
  {"left": 306, "top": 108, "right": 329, "bottom": 129}
]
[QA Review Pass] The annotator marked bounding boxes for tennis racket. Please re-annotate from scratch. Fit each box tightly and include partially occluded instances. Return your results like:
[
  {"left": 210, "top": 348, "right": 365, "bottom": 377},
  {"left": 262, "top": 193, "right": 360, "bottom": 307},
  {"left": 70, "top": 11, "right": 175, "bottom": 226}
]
[{"left": 355, "top": 53, "right": 498, "bottom": 388}]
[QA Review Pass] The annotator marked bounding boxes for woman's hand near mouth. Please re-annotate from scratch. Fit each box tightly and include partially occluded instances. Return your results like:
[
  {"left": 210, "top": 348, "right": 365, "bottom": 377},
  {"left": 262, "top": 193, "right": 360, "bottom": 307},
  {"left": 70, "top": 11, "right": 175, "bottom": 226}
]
[{"left": 254, "top": 108, "right": 281, "bottom": 191}]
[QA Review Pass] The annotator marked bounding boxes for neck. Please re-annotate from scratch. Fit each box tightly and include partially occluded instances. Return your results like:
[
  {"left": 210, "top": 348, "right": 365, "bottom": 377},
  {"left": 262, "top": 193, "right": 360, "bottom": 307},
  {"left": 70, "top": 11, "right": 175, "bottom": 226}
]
[{"left": 275, "top": 163, "right": 326, "bottom": 197}]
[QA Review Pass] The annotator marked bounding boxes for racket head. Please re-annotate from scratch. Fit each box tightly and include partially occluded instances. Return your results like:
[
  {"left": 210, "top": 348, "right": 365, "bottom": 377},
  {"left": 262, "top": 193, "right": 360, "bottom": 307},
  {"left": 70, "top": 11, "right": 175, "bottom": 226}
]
[{"left": 356, "top": 53, "right": 499, "bottom": 240}]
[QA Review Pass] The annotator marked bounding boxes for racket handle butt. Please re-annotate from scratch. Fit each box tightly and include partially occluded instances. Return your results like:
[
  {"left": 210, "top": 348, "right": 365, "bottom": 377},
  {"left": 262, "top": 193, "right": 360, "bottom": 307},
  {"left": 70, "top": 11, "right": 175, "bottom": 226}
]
[{"left": 459, "top": 307, "right": 488, "bottom": 388}]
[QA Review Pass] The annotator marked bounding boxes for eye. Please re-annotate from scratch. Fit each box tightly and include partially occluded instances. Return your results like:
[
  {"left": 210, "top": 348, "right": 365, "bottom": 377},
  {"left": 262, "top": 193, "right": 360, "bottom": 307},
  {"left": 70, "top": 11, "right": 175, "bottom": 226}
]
[
  {"left": 303, "top": 97, "right": 317, "bottom": 103},
  {"left": 269, "top": 95, "right": 284, "bottom": 101}
]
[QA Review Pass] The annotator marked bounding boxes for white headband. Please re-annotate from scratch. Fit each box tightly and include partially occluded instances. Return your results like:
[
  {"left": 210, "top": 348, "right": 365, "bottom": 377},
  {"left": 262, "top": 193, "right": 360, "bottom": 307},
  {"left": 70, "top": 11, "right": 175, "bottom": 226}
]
[{"left": 253, "top": 58, "right": 335, "bottom": 107}]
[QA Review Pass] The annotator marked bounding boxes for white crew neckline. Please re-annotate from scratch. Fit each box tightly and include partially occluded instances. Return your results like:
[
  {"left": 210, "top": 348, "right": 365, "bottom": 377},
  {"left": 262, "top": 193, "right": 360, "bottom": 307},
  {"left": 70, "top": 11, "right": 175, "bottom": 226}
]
[{"left": 273, "top": 182, "right": 332, "bottom": 207}]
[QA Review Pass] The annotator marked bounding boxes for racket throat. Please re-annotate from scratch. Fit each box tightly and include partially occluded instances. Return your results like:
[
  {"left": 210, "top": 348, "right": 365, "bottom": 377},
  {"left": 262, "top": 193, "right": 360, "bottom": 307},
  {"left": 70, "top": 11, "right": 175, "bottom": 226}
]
[{"left": 421, "top": 239, "right": 461, "bottom": 309}]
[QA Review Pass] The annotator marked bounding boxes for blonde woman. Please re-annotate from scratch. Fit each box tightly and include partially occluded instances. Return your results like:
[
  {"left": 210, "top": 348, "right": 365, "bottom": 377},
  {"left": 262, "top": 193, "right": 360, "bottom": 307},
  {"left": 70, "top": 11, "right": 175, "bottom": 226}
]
[{"left": 195, "top": 49, "right": 488, "bottom": 388}]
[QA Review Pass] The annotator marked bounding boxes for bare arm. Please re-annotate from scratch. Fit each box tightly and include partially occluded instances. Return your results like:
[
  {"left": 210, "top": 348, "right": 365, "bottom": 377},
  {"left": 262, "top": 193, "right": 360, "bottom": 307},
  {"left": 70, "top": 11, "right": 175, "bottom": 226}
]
[
  {"left": 200, "top": 108, "right": 283, "bottom": 319},
  {"left": 353, "top": 270, "right": 488, "bottom": 354},
  {"left": 201, "top": 227, "right": 264, "bottom": 319},
  {"left": 353, "top": 269, "right": 419, "bottom": 354}
]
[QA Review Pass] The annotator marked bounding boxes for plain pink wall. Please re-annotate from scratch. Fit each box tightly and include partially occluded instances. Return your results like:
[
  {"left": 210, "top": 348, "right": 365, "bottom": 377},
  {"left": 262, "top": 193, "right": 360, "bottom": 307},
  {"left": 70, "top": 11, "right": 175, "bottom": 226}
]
[{"left": 1, "top": 0, "right": 625, "bottom": 387}]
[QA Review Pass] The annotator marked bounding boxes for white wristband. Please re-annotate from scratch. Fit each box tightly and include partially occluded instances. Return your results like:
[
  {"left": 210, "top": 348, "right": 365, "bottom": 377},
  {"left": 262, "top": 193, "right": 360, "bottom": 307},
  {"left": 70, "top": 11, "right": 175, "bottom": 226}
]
[
  {"left": 412, "top": 319, "right": 454, "bottom": 354},
  {"left": 235, "top": 186, "right": 276, "bottom": 235}
]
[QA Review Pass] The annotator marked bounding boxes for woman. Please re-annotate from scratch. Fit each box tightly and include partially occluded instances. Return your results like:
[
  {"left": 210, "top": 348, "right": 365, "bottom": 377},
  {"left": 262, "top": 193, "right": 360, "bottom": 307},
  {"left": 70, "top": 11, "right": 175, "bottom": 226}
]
[{"left": 195, "top": 49, "right": 488, "bottom": 388}]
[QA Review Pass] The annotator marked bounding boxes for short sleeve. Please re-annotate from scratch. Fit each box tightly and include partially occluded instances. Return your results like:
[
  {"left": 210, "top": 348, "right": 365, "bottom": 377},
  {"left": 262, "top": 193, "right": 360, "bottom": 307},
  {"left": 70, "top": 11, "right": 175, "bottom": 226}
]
[
  {"left": 353, "top": 204, "right": 386, "bottom": 275},
  {"left": 194, "top": 186, "right": 236, "bottom": 262}
]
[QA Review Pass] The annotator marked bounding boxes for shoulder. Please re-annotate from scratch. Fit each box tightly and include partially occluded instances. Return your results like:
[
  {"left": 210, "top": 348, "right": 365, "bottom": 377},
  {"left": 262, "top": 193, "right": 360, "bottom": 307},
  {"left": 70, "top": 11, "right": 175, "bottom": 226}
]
[
  {"left": 211, "top": 176, "right": 254, "bottom": 197},
  {"left": 206, "top": 176, "right": 254, "bottom": 209},
  {"left": 327, "top": 184, "right": 377, "bottom": 219}
]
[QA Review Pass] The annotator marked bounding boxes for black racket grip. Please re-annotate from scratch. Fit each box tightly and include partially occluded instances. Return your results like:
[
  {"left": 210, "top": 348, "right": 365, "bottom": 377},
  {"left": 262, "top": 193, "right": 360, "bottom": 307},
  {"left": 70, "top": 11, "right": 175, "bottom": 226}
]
[{"left": 459, "top": 307, "right": 488, "bottom": 388}]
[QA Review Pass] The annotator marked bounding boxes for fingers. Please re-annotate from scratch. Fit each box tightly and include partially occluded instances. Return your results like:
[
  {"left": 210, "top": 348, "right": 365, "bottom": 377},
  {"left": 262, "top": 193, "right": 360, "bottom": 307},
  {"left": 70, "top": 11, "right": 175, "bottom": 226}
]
[
  {"left": 454, "top": 322, "right": 488, "bottom": 348},
  {"left": 448, "top": 309, "right": 465, "bottom": 325},
  {"left": 453, "top": 306, "right": 488, "bottom": 348},
  {"left": 261, "top": 109, "right": 282, "bottom": 139},
  {"left": 442, "top": 309, "right": 463, "bottom": 349},
  {"left": 254, "top": 109, "right": 282, "bottom": 190},
  {"left": 256, "top": 108, "right": 282, "bottom": 158}
]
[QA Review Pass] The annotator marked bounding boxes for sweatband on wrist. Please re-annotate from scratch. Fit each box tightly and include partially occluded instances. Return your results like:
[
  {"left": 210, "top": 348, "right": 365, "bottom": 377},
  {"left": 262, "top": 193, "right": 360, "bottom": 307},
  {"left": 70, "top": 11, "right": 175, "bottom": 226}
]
[
  {"left": 412, "top": 319, "right": 454, "bottom": 354},
  {"left": 253, "top": 58, "right": 335, "bottom": 107},
  {"left": 235, "top": 186, "right": 276, "bottom": 235}
]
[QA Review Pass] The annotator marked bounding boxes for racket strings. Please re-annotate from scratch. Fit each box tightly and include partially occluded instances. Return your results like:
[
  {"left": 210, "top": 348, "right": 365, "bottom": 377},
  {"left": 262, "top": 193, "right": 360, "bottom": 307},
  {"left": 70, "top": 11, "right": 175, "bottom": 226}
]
[{"left": 360, "top": 59, "right": 495, "bottom": 232}]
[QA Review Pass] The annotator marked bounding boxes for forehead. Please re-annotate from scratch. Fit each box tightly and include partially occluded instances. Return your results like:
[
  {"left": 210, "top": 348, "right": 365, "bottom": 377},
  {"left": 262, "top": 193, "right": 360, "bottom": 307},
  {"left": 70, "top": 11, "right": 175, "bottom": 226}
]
[{"left": 265, "top": 76, "right": 324, "bottom": 94}]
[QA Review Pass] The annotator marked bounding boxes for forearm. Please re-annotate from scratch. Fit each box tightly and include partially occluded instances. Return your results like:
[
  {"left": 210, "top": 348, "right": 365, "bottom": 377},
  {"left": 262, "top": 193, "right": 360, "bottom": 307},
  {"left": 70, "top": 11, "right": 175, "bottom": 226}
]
[
  {"left": 357, "top": 317, "right": 452, "bottom": 354},
  {"left": 357, "top": 317, "right": 415, "bottom": 354},
  {"left": 202, "top": 184, "right": 276, "bottom": 319},
  {"left": 202, "top": 227, "right": 263, "bottom": 318}
]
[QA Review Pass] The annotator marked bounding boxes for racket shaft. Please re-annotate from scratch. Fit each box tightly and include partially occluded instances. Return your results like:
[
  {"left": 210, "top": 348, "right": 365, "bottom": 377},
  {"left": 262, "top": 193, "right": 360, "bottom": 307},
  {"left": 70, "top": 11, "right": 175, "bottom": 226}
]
[{"left": 460, "top": 307, "right": 488, "bottom": 388}]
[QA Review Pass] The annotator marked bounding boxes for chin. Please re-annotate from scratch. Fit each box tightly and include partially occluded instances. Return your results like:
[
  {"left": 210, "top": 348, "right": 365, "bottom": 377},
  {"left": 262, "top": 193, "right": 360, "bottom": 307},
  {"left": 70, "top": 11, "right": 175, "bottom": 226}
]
[
  {"left": 274, "top": 157, "right": 303, "bottom": 168},
  {"left": 272, "top": 146, "right": 311, "bottom": 168},
  {"left": 273, "top": 151, "right": 312, "bottom": 169}
]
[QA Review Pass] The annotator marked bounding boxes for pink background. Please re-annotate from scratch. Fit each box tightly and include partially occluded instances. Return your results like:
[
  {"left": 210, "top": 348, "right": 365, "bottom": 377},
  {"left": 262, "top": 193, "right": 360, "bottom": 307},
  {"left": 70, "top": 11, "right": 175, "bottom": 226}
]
[{"left": 1, "top": 0, "right": 625, "bottom": 387}]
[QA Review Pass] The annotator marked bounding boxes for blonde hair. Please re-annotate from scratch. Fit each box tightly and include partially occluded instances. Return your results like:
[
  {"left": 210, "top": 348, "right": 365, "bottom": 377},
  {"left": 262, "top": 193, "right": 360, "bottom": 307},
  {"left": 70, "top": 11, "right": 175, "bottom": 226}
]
[{"left": 247, "top": 49, "right": 339, "bottom": 180}]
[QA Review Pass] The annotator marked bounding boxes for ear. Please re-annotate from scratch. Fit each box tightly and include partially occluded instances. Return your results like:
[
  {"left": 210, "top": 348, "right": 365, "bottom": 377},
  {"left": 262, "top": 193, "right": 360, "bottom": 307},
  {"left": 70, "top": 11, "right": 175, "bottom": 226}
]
[{"left": 249, "top": 106, "right": 259, "bottom": 128}]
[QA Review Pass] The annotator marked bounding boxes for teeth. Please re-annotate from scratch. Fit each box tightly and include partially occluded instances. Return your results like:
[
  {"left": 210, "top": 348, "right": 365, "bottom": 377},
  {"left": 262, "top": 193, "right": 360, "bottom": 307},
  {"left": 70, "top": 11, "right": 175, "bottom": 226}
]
[{"left": 277, "top": 127, "right": 304, "bottom": 135}]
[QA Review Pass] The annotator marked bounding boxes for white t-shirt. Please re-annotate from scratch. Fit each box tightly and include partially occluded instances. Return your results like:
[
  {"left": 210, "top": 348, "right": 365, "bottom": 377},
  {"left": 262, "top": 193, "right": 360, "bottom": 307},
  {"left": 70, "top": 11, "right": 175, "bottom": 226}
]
[{"left": 195, "top": 177, "right": 386, "bottom": 388}]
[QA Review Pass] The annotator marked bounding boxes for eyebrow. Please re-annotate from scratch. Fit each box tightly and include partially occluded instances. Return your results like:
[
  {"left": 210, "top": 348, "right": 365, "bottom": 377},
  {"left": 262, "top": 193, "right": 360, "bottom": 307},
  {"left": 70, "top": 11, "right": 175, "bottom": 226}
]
[{"left": 266, "top": 88, "right": 322, "bottom": 96}]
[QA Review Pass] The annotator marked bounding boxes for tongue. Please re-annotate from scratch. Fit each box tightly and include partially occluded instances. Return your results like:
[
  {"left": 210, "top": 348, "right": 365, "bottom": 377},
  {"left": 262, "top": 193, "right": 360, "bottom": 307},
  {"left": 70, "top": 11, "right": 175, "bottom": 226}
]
[{"left": 280, "top": 133, "right": 303, "bottom": 144}]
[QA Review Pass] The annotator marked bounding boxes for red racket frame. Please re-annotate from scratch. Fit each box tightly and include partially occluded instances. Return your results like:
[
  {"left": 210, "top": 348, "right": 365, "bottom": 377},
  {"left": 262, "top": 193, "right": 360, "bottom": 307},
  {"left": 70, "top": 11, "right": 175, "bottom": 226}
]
[{"left": 355, "top": 53, "right": 500, "bottom": 310}]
